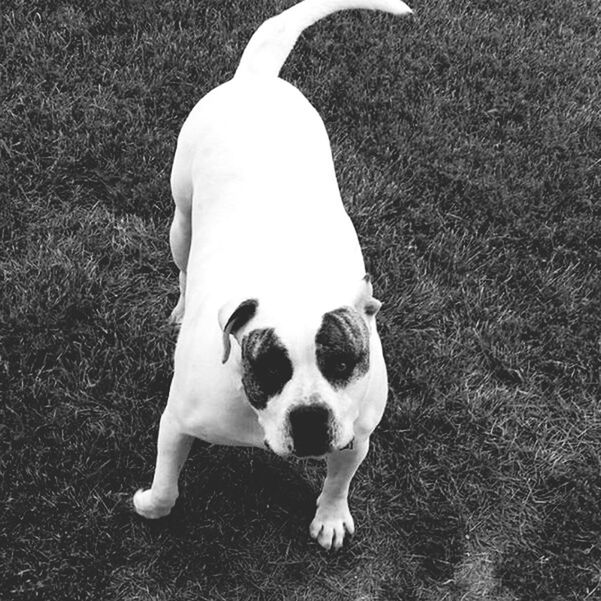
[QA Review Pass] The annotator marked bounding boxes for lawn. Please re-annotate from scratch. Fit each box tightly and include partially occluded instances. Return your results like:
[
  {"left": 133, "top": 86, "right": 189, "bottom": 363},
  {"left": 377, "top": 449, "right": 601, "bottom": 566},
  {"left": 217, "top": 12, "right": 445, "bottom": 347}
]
[{"left": 1, "top": 0, "right": 600, "bottom": 599}]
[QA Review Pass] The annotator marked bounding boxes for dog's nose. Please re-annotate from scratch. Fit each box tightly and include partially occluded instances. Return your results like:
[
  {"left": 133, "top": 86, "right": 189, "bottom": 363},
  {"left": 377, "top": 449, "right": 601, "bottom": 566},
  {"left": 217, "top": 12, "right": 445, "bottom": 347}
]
[{"left": 289, "top": 404, "right": 332, "bottom": 457}]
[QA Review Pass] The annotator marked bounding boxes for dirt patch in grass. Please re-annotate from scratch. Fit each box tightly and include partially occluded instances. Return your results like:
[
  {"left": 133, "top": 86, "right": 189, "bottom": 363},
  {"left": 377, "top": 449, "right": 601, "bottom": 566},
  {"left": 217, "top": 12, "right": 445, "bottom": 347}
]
[{"left": 498, "top": 462, "right": 601, "bottom": 600}]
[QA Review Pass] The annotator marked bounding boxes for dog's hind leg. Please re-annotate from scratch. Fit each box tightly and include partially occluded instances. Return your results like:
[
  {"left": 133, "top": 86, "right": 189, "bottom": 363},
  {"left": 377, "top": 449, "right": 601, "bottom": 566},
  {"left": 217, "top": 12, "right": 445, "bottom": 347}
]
[
  {"left": 168, "top": 146, "right": 193, "bottom": 324},
  {"left": 169, "top": 206, "right": 191, "bottom": 324},
  {"left": 133, "top": 409, "right": 194, "bottom": 519}
]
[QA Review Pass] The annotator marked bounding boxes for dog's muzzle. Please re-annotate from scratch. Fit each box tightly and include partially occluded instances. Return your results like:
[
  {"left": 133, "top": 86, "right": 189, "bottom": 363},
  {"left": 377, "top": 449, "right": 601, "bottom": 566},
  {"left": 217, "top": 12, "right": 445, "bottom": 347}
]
[{"left": 288, "top": 404, "right": 332, "bottom": 457}]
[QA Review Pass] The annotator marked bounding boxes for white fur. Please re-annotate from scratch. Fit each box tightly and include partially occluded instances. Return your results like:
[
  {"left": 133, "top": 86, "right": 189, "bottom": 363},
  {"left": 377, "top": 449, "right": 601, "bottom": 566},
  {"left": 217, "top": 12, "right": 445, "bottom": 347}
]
[
  {"left": 134, "top": 0, "right": 411, "bottom": 551},
  {"left": 236, "top": 0, "right": 412, "bottom": 78}
]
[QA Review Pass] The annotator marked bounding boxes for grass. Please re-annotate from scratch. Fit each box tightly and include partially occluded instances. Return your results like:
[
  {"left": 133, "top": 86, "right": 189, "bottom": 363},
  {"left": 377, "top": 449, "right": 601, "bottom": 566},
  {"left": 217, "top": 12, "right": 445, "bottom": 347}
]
[{"left": 1, "top": 0, "right": 600, "bottom": 599}]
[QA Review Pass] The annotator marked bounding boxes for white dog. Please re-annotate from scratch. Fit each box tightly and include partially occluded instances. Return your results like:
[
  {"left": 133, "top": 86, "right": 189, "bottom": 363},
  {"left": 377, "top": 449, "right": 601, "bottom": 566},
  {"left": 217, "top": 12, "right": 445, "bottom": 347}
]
[{"left": 134, "top": 0, "right": 412, "bottom": 550}]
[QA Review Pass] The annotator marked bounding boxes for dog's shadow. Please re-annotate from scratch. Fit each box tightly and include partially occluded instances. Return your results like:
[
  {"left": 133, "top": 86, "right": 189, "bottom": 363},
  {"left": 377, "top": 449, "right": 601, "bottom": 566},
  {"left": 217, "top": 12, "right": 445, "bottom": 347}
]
[
  {"left": 134, "top": 443, "right": 325, "bottom": 577},
  {"left": 182, "top": 442, "right": 319, "bottom": 527}
]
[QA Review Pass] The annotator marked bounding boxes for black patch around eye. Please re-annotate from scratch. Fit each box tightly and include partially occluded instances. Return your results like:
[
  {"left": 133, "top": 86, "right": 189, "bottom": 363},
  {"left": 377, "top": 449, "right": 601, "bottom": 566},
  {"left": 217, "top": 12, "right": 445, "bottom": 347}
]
[
  {"left": 315, "top": 307, "right": 369, "bottom": 388},
  {"left": 322, "top": 353, "right": 356, "bottom": 381},
  {"left": 241, "top": 328, "right": 293, "bottom": 409}
]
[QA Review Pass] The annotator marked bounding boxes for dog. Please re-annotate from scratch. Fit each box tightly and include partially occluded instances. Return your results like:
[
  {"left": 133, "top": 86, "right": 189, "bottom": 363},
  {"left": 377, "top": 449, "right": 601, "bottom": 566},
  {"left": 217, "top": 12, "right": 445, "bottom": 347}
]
[{"left": 133, "top": 0, "right": 412, "bottom": 551}]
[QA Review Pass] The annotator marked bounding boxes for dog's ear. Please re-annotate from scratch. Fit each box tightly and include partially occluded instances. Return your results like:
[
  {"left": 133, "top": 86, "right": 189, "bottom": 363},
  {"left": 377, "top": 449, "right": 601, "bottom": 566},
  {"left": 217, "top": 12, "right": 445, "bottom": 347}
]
[
  {"left": 219, "top": 298, "right": 259, "bottom": 364},
  {"left": 355, "top": 274, "right": 382, "bottom": 317}
]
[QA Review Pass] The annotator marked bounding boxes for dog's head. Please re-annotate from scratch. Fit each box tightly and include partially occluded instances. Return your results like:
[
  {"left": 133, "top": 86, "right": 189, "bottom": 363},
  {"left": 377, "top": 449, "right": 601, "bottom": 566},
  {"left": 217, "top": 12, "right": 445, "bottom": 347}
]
[{"left": 219, "top": 275, "right": 381, "bottom": 457}]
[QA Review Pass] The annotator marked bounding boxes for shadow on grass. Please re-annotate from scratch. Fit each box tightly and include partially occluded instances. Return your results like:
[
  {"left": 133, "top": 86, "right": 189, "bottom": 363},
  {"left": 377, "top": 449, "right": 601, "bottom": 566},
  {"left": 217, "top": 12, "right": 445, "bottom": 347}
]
[
  {"left": 122, "top": 439, "right": 468, "bottom": 601},
  {"left": 497, "top": 461, "right": 601, "bottom": 601}
]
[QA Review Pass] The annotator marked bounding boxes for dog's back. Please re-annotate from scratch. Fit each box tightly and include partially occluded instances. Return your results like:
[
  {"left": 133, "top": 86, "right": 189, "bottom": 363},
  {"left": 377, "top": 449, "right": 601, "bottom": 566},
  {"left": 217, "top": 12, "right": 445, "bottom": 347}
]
[
  {"left": 170, "top": 0, "right": 412, "bottom": 316},
  {"left": 177, "top": 76, "right": 364, "bottom": 316}
]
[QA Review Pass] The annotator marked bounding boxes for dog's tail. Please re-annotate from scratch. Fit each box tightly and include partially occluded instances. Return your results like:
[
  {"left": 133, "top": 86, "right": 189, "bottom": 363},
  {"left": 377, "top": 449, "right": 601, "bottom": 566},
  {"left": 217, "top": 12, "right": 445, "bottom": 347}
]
[{"left": 234, "top": 0, "right": 412, "bottom": 79}]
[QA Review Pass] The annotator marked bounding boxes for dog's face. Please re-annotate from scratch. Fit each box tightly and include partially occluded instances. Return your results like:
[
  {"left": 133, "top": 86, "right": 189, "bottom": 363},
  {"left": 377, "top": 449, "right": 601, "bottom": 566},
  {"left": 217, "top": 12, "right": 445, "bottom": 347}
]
[{"left": 221, "top": 278, "right": 381, "bottom": 457}]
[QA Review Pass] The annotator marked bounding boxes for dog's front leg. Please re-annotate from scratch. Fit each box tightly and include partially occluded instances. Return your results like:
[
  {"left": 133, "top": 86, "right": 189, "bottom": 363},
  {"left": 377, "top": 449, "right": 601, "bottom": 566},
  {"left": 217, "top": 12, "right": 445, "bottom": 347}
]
[
  {"left": 133, "top": 409, "right": 193, "bottom": 519},
  {"left": 310, "top": 436, "right": 370, "bottom": 550}
]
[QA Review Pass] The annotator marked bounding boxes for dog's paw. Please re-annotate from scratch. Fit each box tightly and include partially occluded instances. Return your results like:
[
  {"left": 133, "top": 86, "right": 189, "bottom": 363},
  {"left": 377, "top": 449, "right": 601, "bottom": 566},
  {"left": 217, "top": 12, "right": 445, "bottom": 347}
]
[
  {"left": 309, "top": 495, "right": 354, "bottom": 551},
  {"left": 133, "top": 488, "right": 175, "bottom": 519}
]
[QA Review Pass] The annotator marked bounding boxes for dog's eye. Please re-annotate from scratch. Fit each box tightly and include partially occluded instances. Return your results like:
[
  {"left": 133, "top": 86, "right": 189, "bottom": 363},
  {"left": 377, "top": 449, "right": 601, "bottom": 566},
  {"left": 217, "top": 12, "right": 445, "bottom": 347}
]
[
  {"left": 327, "top": 355, "right": 354, "bottom": 377},
  {"left": 253, "top": 353, "right": 292, "bottom": 384},
  {"left": 255, "top": 356, "right": 280, "bottom": 374},
  {"left": 241, "top": 329, "right": 293, "bottom": 407},
  {"left": 264, "top": 364, "right": 281, "bottom": 377},
  {"left": 332, "top": 359, "right": 348, "bottom": 374}
]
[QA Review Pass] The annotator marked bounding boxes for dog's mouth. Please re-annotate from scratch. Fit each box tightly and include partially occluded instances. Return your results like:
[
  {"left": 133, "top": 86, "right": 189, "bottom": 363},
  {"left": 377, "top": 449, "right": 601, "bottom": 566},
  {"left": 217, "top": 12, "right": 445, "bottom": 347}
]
[
  {"left": 340, "top": 437, "right": 355, "bottom": 451},
  {"left": 263, "top": 437, "right": 355, "bottom": 456},
  {"left": 293, "top": 440, "right": 330, "bottom": 458}
]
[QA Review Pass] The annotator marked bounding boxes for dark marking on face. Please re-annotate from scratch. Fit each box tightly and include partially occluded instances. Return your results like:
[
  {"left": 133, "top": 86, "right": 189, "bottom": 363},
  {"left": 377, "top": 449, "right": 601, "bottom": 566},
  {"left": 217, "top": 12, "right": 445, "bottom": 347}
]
[
  {"left": 241, "top": 328, "right": 293, "bottom": 409},
  {"left": 315, "top": 306, "right": 370, "bottom": 388}
]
